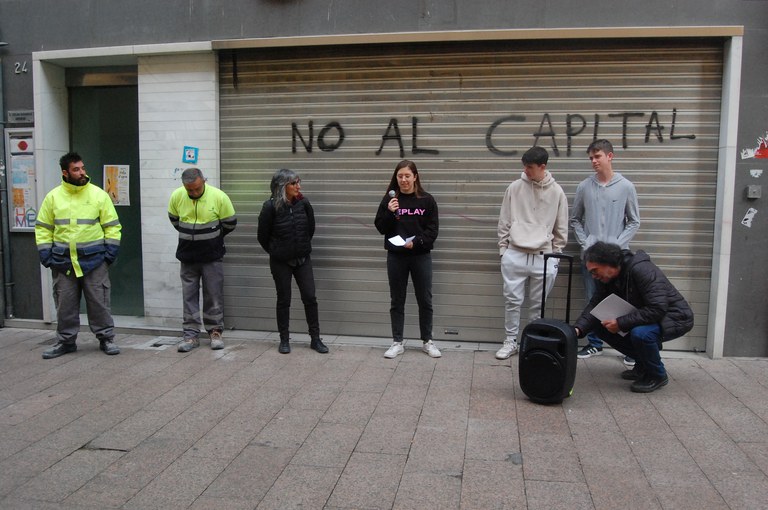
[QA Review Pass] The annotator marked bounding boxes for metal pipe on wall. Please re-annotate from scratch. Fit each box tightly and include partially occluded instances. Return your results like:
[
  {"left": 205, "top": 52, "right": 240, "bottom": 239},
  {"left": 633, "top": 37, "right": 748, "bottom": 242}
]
[{"left": 0, "top": 58, "right": 14, "bottom": 322}]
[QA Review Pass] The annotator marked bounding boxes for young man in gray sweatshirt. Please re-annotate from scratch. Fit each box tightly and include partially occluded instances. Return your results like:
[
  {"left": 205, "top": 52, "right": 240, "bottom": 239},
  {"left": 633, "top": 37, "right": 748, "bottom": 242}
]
[{"left": 570, "top": 139, "right": 640, "bottom": 364}]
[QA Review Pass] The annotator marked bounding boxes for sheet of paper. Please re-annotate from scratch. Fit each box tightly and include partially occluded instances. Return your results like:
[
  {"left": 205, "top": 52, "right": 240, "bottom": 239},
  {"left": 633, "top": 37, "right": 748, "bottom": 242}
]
[
  {"left": 388, "top": 235, "right": 415, "bottom": 247},
  {"left": 590, "top": 293, "right": 637, "bottom": 336}
]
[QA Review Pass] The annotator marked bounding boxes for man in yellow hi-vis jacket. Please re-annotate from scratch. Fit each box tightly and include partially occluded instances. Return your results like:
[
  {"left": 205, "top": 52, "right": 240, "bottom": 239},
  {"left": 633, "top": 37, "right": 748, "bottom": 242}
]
[
  {"left": 35, "top": 152, "right": 122, "bottom": 359},
  {"left": 168, "top": 168, "right": 237, "bottom": 352}
]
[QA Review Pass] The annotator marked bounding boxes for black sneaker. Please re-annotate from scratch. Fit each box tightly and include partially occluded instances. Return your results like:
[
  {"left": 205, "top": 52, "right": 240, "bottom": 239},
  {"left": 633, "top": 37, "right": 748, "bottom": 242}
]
[
  {"left": 99, "top": 339, "right": 120, "bottom": 355},
  {"left": 621, "top": 365, "right": 644, "bottom": 380},
  {"left": 577, "top": 346, "right": 603, "bottom": 359},
  {"left": 310, "top": 338, "right": 329, "bottom": 353},
  {"left": 630, "top": 374, "right": 669, "bottom": 393},
  {"left": 42, "top": 342, "right": 77, "bottom": 359}
]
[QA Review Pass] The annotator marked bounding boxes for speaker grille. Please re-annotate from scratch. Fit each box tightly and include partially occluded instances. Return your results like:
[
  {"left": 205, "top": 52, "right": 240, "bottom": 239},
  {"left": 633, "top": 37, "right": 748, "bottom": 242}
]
[{"left": 519, "top": 350, "right": 565, "bottom": 400}]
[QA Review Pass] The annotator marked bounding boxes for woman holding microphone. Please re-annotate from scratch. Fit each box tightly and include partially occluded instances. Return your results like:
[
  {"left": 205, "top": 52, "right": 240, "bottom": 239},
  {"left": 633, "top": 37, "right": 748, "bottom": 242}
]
[{"left": 374, "top": 160, "right": 440, "bottom": 358}]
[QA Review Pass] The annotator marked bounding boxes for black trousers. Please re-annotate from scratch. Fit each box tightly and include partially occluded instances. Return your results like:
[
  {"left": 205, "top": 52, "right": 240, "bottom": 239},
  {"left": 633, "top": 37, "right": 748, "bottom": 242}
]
[
  {"left": 269, "top": 255, "right": 320, "bottom": 341},
  {"left": 387, "top": 252, "right": 433, "bottom": 342}
]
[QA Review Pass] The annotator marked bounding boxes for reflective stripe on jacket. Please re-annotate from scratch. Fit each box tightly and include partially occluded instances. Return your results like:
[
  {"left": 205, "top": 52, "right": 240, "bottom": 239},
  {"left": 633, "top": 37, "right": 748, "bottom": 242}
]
[
  {"left": 35, "top": 177, "right": 121, "bottom": 277},
  {"left": 168, "top": 183, "right": 237, "bottom": 264}
]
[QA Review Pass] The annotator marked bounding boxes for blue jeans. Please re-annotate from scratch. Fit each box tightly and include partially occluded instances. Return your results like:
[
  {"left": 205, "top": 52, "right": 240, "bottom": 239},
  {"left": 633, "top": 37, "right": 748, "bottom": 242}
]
[
  {"left": 581, "top": 262, "right": 604, "bottom": 349},
  {"left": 387, "top": 252, "right": 432, "bottom": 342},
  {"left": 592, "top": 323, "right": 666, "bottom": 378}
]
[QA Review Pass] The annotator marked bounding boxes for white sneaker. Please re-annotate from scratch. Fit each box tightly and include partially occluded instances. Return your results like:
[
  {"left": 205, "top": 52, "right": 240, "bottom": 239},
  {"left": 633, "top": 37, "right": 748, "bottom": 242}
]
[
  {"left": 495, "top": 339, "right": 518, "bottom": 359},
  {"left": 384, "top": 342, "right": 404, "bottom": 359},
  {"left": 422, "top": 340, "right": 442, "bottom": 358}
]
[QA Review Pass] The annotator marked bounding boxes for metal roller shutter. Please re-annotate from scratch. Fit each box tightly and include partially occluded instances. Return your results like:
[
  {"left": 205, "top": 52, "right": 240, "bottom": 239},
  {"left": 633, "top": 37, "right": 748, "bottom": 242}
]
[{"left": 219, "top": 38, "right": 722, "bottom": 351}]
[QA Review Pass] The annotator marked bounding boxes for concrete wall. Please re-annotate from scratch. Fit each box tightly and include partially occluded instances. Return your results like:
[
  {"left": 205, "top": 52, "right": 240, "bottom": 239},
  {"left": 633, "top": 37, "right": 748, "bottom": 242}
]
[{"left": 137, "top": 52, "right": 219, "bottom": 325}]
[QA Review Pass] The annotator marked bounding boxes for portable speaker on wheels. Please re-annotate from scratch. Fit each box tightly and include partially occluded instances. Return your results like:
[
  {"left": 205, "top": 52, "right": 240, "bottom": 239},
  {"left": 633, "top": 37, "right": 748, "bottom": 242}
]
[{"left": 518, "top": 253, "right": 577, "bottom": 404}]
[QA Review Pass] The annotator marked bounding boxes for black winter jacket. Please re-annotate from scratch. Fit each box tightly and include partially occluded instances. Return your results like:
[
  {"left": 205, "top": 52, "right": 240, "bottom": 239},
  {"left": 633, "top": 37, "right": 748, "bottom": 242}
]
[
  {"left": 257, "top": 195, "right": 315, "bottom": 262},
  {"left": 573, "top": 250, "right": 694, "bottom": 341}
]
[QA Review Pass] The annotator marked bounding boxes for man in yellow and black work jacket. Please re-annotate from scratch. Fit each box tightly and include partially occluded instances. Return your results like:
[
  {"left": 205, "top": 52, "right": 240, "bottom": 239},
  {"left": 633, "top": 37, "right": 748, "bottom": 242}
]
[
  {"left": 35, "top": 152, "right": 122, "bottom": 359},
  {"left": 168, "top": 167, "right": 237, "bottom": 352}
]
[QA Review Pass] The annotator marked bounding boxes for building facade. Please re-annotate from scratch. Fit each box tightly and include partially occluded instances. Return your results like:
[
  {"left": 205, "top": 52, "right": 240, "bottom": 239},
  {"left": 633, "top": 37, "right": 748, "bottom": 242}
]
[{"left": 0, "top": 1, "right": 766, "bottom": 357}]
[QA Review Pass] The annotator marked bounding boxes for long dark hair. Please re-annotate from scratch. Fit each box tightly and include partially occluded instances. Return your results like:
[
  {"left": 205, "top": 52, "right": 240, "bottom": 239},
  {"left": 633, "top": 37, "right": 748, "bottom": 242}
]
[
  {"left": 385, "top": 159, "right": 426, "bottom": 198},
  {"left": 270, "top": 168, "right": 300, "bottom": 211}
]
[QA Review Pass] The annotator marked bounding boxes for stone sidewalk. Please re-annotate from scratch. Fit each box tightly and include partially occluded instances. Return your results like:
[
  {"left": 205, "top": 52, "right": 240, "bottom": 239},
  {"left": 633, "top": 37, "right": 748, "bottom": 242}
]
[{"left": 0, "top": 327, "right": 767, "bottom": 509}]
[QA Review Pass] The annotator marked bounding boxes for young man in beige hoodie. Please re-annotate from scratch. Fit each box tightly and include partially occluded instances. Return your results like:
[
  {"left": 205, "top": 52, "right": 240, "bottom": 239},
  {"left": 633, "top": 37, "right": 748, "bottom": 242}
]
[{"left": 495, "top": 146, "right": 569, "bottom": 359}]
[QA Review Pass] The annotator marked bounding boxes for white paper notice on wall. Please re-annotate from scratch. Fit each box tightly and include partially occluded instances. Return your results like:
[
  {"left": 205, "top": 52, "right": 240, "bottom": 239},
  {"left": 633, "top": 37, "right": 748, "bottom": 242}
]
[
  {"left": 750, "top": 169, "right": 763, "bottom": 178},
  {"left": 741, "top": 208, "right": 757, "bottom": 228}
]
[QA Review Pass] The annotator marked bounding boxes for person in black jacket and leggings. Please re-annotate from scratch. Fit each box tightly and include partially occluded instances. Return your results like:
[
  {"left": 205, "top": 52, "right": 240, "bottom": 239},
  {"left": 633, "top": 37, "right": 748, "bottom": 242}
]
[
  {"left": 257, "top": 169, "right": 328, "bottom": 354},
  {"left": 375, "top": 160, "right": 441, "bottom": 359}
]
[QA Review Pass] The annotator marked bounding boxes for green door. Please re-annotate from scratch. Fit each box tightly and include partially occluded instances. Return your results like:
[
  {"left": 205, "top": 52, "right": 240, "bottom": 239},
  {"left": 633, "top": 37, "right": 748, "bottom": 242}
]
[{"left": 69, "top": 85, "right": 144, "bottom": 315}]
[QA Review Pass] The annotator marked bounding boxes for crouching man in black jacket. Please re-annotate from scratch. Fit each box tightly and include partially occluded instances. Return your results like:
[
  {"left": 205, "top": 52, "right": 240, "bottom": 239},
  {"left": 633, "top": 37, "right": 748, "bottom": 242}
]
[{"left": 573, "top": 242, "right": 694, "bottom": 393}]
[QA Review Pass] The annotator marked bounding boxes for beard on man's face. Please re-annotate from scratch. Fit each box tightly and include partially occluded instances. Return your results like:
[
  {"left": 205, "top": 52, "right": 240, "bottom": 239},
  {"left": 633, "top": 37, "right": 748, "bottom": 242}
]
[{"left": 65, "top": 171, "right": 88, "bottom": 186}]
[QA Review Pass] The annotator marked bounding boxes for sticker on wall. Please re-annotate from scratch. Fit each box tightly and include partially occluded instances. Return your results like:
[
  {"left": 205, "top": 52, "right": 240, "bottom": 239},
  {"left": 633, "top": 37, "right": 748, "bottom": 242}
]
[
  {"left": 750, "top": 169, "right": 763, "bottom": 178},
  {"left": 741, "top": 207, "right": 757, "bottom": 228},
  {"left": 182, "top": 146, "right": 199, "bottom": 164},
  {"left": 741, "top": 132, "right": 768, "bottom": 159}
]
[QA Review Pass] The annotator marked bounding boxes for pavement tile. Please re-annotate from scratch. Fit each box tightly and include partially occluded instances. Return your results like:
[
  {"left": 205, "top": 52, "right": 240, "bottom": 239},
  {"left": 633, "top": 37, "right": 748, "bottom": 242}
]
[
  {"left": 392, "top": 471, "right": 462, "bottom": 510},
  {"left": 251, "top": 407, "right": 325, "bottom": 449},
  {"left": 321, "top": 390, "right": 383, "bottom": 425},
  {"left": 326, "top": 451, "right": 407, "bottom": 509},
  {"left": 356, "top": 412, "right": 419, "bottom": 455},
  {"left": 461, "top": 458, "right": 525, "bottom": 509},
  {"left": 741, "top": 441, "right": 768, "bottom": 474},
  {"left": 89, "top": 408, "right": 180, "bottom": 452},
  {"left": 285, "top": 381, "right": 345, "bottom": 411},
  {"left": 256, "top": 463, "right": 343, "bottom": 509},
  {"left": 581, "top": 462, "right": 663, "bottom": 509},
  {"left": 199, "top": 444, "right": 294, "bottom": 504},
  {"left": 342, "top": 365, "right": 397, "bottom": 392},
  {"left": 468, "top": 364, "right": 517, "bottom": 421},
  {"left": 0, "top": 437, "right": 31, "bottom": 464},
  {"left": 10, "top": 448, "right": 123, "bottom": 503},
  {"left": 0, "top": 328, "right": 767, "bottom": 509},
  {"left": 520, "top": 434, "right": 585, "bottom": 483},
  {"left": 525, "top": 480, "right": 593, "bottom": 510},
  {"left": 628, "top": 436, "right": 710, "bottom": 488},
  {"left": 290, "top": 421, "right": 365, "bottom": 468},
  {"left": 404, "top": 427, "right": 465, "bottom": 475},
  {"left": 707, "top": 470, "right": 768, "bottom": 509},
  {"left": 676, "top": 429, "right": 764, "bottom": 476},
  {"left": 121, "top": 450, "right": 231, "bottom": 509},
  {"left": 654, "top": 485, "right": 728, "bottom": 510},
  {"left": 465, "top": 418, "right": 519, "bottom": 462},
  {"left": 0, "top": 391, "right": 75, "bottom": 426}
]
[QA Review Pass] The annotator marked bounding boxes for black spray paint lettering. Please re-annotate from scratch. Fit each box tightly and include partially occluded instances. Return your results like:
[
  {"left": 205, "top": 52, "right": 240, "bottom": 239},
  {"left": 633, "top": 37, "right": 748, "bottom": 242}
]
[
  {"left": 292, "top": 121, "right": 346, "bottom": 153},
  {"left": 374, "top": 118, "right": 439, "bottom": 158},
  {"left": 292, "top": 109, "right": 696, "bottom": 156}
]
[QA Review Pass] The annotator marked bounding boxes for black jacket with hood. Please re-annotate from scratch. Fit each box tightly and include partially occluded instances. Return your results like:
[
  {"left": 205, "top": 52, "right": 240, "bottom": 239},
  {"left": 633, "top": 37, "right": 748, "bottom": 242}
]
[{"left": 573, "top": 250, "right": 694, "bottom": 341}]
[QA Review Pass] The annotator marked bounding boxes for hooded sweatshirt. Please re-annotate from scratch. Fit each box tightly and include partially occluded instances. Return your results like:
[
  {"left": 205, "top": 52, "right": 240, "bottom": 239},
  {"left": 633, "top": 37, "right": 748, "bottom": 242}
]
[
  {"left": 497, "top": 171, "right": 568, "bottom": 255},
  {"left": 570, "top": 172, "right": 640, "bottom": 253}
]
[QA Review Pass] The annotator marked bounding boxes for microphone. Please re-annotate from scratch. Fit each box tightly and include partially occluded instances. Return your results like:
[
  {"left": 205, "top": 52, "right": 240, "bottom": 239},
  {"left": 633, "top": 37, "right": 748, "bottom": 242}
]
[{"left": 388, "top": 190, "right": 399, "bottom": 219}]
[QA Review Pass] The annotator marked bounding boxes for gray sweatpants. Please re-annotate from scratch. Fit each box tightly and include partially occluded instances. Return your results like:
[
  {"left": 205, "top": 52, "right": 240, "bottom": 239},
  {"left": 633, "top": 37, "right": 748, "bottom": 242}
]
[
  {"left": 52, "top": 262, "right": 114, "bottom": 344},
  {"left": 180, "top": 260, "right": 224, "bottom": 339}
]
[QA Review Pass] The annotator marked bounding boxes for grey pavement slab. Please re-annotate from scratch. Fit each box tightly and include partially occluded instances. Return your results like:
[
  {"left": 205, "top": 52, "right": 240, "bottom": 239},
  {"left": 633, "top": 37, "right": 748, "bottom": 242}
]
[{"left": 0, "top": 326, "right": 766, "bottom": 509}]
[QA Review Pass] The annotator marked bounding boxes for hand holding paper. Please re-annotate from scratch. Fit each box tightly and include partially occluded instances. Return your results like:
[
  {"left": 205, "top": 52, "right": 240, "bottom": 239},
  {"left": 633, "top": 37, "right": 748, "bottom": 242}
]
[
  {"left": 590, "top": 293, "right": 637, "bottom": 336},
  {"left": 388, "top": 235, "right": 415, "bottom": 247}
]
